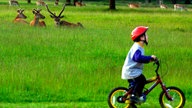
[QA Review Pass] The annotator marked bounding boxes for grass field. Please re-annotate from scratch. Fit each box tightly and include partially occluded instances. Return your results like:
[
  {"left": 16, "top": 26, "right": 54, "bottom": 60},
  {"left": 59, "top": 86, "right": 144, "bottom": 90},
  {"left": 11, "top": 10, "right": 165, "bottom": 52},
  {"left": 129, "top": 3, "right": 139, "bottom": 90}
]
[{"left": 0, "top": 0, "right": 191, "bottom": 107}]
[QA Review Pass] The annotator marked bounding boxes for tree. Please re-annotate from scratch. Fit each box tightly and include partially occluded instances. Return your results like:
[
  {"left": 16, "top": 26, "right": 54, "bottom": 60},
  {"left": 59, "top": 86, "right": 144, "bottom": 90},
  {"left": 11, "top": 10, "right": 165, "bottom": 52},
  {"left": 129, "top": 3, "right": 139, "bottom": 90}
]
[
  {"left": 66, "top": 0, "right": 71, "bottom": 5},
  {"left": 55, "top": 0, "right": 59, "bottom": 5},
  {"left": 74, "top": 0, "right": 78, "bottom": 5},
  {"left": 27, "top": 0, "right": 31, "bottom": 3},
  {"left": 185, "top": 0, "right": 191, "bottom": 4},
  {"left": 109, "top": 0, "right": 116, "bottom": 9},
  {"left": 145, "top": 0, "right": 151, "bottom": 3},
  {"left": 170, "top": 0, "right": 176, "bottom": 4},
  {"left": 170, "top": 0, "right": 191, "bottom": 4}
]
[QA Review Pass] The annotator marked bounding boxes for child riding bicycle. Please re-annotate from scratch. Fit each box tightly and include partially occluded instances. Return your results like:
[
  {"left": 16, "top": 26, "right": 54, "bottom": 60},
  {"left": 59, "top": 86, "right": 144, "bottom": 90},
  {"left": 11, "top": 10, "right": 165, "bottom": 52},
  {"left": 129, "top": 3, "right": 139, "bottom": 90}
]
[{"left": 121, "top": 26, "right": 157, "bottom": 103}]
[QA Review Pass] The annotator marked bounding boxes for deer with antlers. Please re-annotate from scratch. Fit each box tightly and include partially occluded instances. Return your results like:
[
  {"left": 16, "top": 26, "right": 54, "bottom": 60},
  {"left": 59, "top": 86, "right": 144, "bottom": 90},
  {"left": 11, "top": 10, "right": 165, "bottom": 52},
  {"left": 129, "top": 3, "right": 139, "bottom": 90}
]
[
  {"left": 45, "top": 4, "right": 83, "bottom": 28},
  {"left": 13, "top": 9, "right": 28, "bottom": 24},
  {"left": 9, "top": 0, "right": 19, "bottom": 6},
  {"left": 30, "top": 9, "right": 46, "bottom": 27}
]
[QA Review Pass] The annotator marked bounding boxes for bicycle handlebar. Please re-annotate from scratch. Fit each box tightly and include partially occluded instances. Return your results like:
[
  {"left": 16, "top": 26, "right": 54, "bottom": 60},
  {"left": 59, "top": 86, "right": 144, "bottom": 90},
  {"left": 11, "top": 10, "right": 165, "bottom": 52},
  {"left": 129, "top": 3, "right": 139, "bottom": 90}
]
[{"left": 153, "top": 58, "right": 160, "bottom": 74}]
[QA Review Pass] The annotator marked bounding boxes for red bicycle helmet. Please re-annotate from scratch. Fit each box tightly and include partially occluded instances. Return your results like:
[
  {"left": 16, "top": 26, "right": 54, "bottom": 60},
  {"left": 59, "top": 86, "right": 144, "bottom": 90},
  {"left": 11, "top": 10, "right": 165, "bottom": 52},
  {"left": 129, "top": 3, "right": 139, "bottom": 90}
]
[{"left": 131, "top": 26, "right": 148, "bottom": 41}]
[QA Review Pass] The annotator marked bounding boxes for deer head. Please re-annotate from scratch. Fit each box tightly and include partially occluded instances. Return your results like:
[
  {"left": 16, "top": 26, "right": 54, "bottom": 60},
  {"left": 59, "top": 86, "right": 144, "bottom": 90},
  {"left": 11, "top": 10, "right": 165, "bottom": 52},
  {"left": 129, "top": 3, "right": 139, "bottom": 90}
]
[
  {"left": 30, "top": 9, "right": 46, "bottom": 27},
  {"left": 14, "top": 9, "right": 29, "bottom": 24},
  {"left": 32, "top": 9, "right": 45, "bottom": 19},
  {"left": 46, "top": 4, "right": 66, "bottom": 25},
  {"left": 16, "top": 9, "right": 27, "bottom": 19}
]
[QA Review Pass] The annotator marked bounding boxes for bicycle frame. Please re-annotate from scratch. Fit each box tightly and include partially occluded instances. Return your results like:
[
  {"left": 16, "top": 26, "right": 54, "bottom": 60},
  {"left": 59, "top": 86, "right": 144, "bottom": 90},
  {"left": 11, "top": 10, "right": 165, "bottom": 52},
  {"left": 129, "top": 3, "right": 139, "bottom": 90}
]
[
  {"left": 124, "top": 60, "right": 173, "bottom": 101},
  {"left": 143, "top": 75, "right": 173, "bottom": 101}
]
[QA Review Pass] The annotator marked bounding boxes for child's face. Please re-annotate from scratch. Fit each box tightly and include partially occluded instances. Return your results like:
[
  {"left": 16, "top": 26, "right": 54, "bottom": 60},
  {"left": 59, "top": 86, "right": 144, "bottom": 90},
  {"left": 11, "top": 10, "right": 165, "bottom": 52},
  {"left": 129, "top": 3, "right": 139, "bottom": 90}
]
[
  {"left": 140, "top": 34, "right": 148, "bottom": 45},
  {"left": 145, "top": 34, "right": 148, "bottom": 43},
  {"left": 140, "top": 34, "right": 148, "bottom": 42}
]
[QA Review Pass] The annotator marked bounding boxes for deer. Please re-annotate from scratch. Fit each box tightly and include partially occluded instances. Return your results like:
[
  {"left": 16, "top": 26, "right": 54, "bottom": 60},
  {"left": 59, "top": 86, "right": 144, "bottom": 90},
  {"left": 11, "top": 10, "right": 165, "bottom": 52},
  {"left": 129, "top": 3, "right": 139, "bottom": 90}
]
[
  {"left": 13, "top": 9, "right": 28, "bottom": 24},
  {"left": 9, "top": 0, "right": 19, "bottom": 6},
  {"left": 174, "top": 4, "right": 187, "bottom": 11},
  {"left": 45, "top": 4, "right": 83, "bottom": 28},
  {"left": 36, "top": 0, "right": 46, "bottom": 6},
  {"left": 30, "top": 9, "right": 46, "bottom": 27},
  {"left": 75, "top": 0, "right": 86, "bottom": 7},
  {"left": 75, "top": 2, "right": 86, "bottom": 6},
  {"left": 159, "top": 0, "right": 168, "bottom": 9},
  {"left": 128, "top": 3, "right": 140, "bottom": 8}
]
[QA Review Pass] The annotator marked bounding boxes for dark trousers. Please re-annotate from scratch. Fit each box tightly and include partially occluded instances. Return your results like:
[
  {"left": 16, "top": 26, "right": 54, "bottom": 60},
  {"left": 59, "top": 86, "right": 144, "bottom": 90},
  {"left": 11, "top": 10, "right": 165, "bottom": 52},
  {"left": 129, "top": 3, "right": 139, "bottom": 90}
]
[{"left": 128, "top": 74, "right": 146, "bottom": 96}]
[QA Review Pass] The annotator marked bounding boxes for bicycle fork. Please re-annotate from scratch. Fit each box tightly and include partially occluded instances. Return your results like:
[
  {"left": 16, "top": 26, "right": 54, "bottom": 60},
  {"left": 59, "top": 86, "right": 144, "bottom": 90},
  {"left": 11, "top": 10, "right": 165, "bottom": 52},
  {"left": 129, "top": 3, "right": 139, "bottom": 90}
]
[{"left": 160, "top": 83, "right": 173, "bottom": 101}]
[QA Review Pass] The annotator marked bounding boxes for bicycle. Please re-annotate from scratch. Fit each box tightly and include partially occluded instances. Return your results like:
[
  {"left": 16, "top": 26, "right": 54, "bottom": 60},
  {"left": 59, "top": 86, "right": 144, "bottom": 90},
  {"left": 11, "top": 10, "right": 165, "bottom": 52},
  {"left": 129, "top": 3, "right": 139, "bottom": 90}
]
[{"left": 108, "top": 59, "right": 185, "bottom": 108}]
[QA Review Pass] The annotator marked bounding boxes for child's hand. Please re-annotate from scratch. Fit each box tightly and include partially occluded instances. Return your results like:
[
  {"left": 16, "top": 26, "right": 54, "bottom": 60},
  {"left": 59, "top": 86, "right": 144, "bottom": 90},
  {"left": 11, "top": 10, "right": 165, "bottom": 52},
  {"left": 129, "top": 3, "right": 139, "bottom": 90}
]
[{"left": 151, "top": 55, "right": 157, "bottom": 61}]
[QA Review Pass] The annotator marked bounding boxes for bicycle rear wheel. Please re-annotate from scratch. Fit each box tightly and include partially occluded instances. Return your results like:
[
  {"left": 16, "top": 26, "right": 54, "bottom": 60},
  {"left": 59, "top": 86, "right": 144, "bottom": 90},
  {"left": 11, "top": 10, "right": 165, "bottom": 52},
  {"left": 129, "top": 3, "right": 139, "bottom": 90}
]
[
  {"left": 159, "top": 86, "right": 185, "bottom": 108},
  {"left": 108, "top": 87, "right": 135, "bottom": 108}
]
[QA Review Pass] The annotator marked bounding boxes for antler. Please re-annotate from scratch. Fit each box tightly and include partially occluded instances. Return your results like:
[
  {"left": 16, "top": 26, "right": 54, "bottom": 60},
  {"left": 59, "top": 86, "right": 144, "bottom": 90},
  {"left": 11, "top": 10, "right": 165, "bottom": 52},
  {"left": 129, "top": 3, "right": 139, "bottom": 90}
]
[
  {"left": 58, "top": 4, "right": 66, "bottom": 17},
  {"left": 17, "top": 8, "right": 23, "bottom": 13},
  {"left": 33, "top": 9, "right": 41, "bottom": 12},
  {"left": 45, "top": 4, "right": 56, "bottom": 17},
  {"left": 17, "top": 9, "right": 21, "bottom": 13},
  {"left": 21, "top": 9, "right": 24, "bottom": 13}
]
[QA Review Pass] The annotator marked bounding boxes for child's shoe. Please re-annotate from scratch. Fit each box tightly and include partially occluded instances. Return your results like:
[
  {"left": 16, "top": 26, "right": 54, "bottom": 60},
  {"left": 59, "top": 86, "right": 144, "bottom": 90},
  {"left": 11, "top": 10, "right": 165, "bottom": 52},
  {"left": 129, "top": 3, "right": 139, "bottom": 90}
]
[{"left": 130, "top": 94, "right": 146, "bottom": 104}]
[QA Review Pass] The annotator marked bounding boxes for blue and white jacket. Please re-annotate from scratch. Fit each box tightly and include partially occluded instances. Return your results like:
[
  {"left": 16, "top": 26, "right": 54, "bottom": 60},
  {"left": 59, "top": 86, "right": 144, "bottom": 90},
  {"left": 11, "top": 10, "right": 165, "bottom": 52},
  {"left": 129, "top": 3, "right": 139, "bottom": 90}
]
[{"left": 121, "top": 42, "right": 152, "bottom": 79}]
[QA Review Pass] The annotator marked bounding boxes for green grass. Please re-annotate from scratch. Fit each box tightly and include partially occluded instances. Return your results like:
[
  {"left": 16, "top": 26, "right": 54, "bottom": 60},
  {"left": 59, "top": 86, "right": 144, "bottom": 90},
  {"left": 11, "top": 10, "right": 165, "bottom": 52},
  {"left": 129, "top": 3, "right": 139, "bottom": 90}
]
[{"left": 0, "top": 0, "right": 192, "bottom": 107}]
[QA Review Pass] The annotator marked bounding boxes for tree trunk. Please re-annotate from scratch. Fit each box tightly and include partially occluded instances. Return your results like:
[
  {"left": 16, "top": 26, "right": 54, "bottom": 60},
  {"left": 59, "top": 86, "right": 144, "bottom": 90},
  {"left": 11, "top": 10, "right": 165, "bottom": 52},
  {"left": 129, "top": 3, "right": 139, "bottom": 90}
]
[
  {"left": 55, "top": 0, "right": 59, "bottom": 5},
  {"left": 185, "top": 0, "right": 191, "bottom": 4},
  {"left": 74, "top": 0, "right": 78, "bottom": 6},
  {"left": 170, "top": 0, "right": 176, "bottom": 4},
  {"left": 157, "top": 0, "right": 162, "bottom": 5},
  {"left": 27, "top": 0, "right": 31, "bottom": 3},
  {"left": 66, "top": 0, "right": 71, "bottom": 5},
  {"left": 109, "top": 0, "right": 116, "bottom": 10},
  {"left": 145, "top": 0, "right": 151, "bottom": 3}
]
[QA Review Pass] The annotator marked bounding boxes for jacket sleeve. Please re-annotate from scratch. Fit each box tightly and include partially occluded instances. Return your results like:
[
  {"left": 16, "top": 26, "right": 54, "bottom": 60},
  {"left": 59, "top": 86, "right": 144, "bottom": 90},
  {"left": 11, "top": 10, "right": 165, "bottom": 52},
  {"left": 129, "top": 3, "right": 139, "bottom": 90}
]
[{"left": 132, "top": 49, "right": 152, "bottom": 63}]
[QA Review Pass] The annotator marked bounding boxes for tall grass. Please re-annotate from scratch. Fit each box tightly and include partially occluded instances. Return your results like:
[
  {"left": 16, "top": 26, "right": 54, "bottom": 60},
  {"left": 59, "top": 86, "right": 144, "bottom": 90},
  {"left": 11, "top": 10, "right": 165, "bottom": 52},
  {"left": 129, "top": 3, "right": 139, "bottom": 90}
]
[{"left": 0, "top": 0, "right": 191, "bottom": 107}]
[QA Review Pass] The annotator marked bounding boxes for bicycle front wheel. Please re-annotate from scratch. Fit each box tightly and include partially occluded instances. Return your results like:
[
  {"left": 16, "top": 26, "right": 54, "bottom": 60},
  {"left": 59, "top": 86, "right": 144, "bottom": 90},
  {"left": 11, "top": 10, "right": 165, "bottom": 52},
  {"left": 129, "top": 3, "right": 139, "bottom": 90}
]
[
  {"left": 108, "top": 87, "right": 135, "bottom": 108},
  {"left": 159, "top": 86, "right": 185, "bottom": 108}
]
